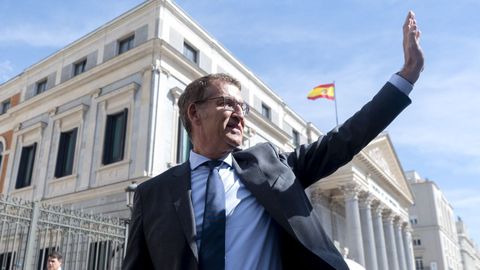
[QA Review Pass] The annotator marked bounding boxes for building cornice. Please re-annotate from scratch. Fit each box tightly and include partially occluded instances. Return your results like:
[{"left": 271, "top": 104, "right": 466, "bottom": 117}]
[{"left": 7, "top": 40, "right": 154, "bottom": 120}]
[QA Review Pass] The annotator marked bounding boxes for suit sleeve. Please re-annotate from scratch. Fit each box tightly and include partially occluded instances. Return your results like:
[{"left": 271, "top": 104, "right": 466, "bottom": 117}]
[
  {"left": 285, "top": 83, "right": 411, "bottom": 188},
  {"left": 122, "top": 187, "right": 154, "bottom": 269}
]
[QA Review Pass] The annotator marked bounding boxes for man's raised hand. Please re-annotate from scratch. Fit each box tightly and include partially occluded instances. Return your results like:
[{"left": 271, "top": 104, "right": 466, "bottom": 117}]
[{"left": 399, "top": 11, "right": 424, "bottom": 84}]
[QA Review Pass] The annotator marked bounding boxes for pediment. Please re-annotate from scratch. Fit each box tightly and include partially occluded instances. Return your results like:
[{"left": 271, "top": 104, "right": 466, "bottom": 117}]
[{"left": 361, "top": 133, "right": 413, "bottom": 202}]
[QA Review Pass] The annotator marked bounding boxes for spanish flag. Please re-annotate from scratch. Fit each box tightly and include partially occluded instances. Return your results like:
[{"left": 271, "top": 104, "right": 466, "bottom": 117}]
[{"left": 307, "top": 83, "right": 335, "bottom": 100}]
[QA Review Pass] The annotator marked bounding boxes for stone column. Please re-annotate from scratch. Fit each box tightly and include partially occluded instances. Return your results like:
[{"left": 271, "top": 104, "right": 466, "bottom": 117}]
[
  {"left": 402, "top": 223, "right": 415, "bottom": 270},
  {"left": 359, "top": 193, "right": 378, "bottom": 270},
  {"left": 145, "top": 61, "right": 161, "bottom": 176},
  {"left": 383, "top": 211, "right": 399, "bottom": 270},
  {"left": 311, "top": 191, "right": 333, "bottom": 239},
  {"left": 343, "top": 184, "right": 365, "bottom": 266},
  {"left": 372, "top": 202, "right": 388, "bottom": 270},
  {"left": 394, "top": 218, "right": 407, "bottom": 270}
]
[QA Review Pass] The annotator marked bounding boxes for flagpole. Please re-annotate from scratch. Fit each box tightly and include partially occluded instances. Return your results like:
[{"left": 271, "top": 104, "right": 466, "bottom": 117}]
[{"left": 333, "top": 81, "right": 339, "bottom": 126}]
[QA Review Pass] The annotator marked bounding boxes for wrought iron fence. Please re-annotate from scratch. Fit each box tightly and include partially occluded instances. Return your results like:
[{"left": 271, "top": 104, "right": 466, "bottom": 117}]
[{"left": 0, "top": 194, "right": 126, "bottom": 270}]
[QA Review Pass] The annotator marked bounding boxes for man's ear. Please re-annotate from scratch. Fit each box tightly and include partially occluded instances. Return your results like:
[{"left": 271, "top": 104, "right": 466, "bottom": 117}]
[{"left": 188, "top": 103, "right": 201, "bottom": 126}]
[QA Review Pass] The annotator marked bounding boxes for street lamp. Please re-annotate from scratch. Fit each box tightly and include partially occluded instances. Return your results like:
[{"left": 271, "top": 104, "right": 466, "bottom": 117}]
[
  {"left": 123, "top": 181, "right": 138, "bottom": 258},
  {"left": 125, "top": 181, "right": 138, "bottom": 211}
]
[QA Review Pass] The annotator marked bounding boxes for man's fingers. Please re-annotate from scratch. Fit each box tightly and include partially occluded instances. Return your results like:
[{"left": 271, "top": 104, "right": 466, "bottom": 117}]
[
  {"left": 400, "top": 10, "right": 424, "bottom": 84},
  {"left": 403, "top": 11, "right": 413, "bottom": 28}
]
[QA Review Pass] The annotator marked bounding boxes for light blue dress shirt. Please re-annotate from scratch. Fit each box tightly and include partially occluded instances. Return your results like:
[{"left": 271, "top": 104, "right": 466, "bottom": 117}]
[
  {"left": 390, "top": 73, "right": 413, "bottom": 95},
  {"left": 190, "top": 151, "right": 281, "bottom": 270}
]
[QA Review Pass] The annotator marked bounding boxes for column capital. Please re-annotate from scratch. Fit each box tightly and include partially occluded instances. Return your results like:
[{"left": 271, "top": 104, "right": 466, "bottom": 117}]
[
  {"left": 382, "top": 210, "right": 395, "bottom": 224},
  {"left": 342, "top": 183, "right": 362, "bottom": 200},
  {"left": 359, "top": 192, "right": 376, "bottom": 209},
  {"left": 329, "top": 199, "right": 343, "bottom": 213},
  {"left": 310, "top": 190, "right": 330, "bottom": 205},
  {"left": 394, "top": 217, "right": 406, "bottom": 228},
  {"left": 403, "top": 223, "right": 413, "bottom": 233},
  {"left": 152, "top": 59, "right": 161, "bottom": 73},
  {"left": 371, "top": 200, "right": 385, "bottom": 216}
]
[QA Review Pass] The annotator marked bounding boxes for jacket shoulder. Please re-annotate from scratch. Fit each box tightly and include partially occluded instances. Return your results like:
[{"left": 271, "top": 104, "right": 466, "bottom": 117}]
[{"left": 136, "top": 162, "right": 189, "bottom": 193}]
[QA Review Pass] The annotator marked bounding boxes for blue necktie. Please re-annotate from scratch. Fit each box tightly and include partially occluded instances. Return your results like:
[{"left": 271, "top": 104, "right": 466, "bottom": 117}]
[{"left": 199, "top": 160, "right": 225, "bottom": 270}]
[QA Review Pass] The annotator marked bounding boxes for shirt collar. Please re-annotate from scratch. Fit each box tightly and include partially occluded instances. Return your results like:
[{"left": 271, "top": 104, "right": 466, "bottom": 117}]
[{"left": 189, "top": 150, "right": 233, "bottom": 170}]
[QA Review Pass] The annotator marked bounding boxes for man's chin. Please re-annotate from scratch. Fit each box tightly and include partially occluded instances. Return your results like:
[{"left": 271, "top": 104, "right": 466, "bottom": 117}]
[{"left": 225, "top": 136, "right": 243, "bottom": 149}]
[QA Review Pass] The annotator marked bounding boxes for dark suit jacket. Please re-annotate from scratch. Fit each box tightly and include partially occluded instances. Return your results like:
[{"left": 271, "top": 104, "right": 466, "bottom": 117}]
[{"left": 122, "top": 83, "right": 411, "bottom": 270}]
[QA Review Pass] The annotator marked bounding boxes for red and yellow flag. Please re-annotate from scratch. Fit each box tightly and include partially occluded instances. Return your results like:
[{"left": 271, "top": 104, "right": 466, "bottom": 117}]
[{"left": 307, "top": 83, "right": 335, "bottom": 100}]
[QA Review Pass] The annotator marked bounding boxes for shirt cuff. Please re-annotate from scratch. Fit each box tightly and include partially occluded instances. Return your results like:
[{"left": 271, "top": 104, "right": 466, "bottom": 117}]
[{"left": 389, "top": 73, "right": 413, "bottom": 96}]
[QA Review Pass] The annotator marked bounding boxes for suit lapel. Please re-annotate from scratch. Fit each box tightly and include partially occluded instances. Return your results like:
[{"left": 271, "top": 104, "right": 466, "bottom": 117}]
[
  {"left": 232, "top": 157, "right": 294, "bottom": 235},
  {"left": 167, "top": 162, "right": 198, "bottom": 261}
]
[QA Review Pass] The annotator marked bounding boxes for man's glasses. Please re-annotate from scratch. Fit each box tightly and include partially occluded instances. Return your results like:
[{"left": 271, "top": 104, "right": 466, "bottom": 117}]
[{"left": 194, "top": 96, "right": 249, "bottom": 116}]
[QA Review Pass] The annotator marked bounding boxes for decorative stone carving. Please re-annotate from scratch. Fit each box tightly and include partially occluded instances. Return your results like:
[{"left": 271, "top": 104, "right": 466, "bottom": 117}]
[
  {"left": 359, "top": 192, "right": 375, "bottom": 209},
  {"left": 342, "top": 183, "right": 361, "bottom": 200},
  {"left": 367, "top": 147, "right": 393, "bottom": 178},
  {"left": 152, "top": 59, "right": 161, "bottom": 73}
]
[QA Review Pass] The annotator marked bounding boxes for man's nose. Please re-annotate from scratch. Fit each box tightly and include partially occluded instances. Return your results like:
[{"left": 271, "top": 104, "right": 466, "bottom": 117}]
[{"left": 232, "top": 104, "right": 246, "bottom": 117}]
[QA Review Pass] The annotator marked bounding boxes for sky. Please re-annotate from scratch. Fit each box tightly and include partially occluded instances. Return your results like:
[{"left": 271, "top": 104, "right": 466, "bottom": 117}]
[{"left": 1, "top": 0, "right": 479, "bottom": 244}]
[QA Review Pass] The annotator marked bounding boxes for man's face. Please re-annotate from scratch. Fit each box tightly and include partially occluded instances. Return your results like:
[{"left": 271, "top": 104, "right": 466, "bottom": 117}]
[
  {"left": 191, "top": 81, "right": 245, "bottom": 157},
  {"left": 47, "top": 257, "right": 62, "bottom": 270}
]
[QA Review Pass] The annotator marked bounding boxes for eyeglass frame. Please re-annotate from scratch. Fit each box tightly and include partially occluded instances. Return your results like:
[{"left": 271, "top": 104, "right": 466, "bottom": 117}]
[{"left": 193, "top": 95, "right": 250, "bottom": 116}]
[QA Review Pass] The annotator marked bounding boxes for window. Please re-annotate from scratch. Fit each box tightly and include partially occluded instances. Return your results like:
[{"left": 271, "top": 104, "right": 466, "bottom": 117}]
[
  {"left": 35, "top": 79, "right": 47, "bottom": 95},
  {"left": 0, "top": 252, "right": 15, "bottom": 270},
  {"left": 103, "top": 109, "right": 128, "bottom": 165},
  {"left": 1, "top": 99, "right": 11, "bottom": 114},
  {"left": 15, "top": 143, "right": 37, "bottom": 189},
  {"left": 183, "top": 42, "right": 198, "bottom": 64},
  {"left": 55, "top": 128, "right": 78, "bottom": 178},
  {"left": 177, "top": 119, "right": 192, "bottom": 164},
  {"left": 88, "top": 241, "right": 112, "bottom": 270},
  {"left": 73, "top": 59, "right": 87, "bottom": 76},
  {"left": 292, "top": 129, "right": 300, "bottom": 147},
  {"left": 415, "top": 256, "right": 424, "bottom": 270},
  {"left": 261, "top": 103, "right": 271, "bottom": 120},
  {"left": 118, "top": 35, "right": 134, "bottom": 55},
  {"left": 410, "top": 216, "right": 418, "bottom": 225},
  {"left": 413, "top": 238, "right": 422, "bottom": 246}
]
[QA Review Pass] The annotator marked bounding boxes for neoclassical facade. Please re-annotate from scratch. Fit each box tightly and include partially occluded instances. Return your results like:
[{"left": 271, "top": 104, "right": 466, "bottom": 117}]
[
  {"left": 308, "top": 134, "right": 415, "bottom": 270},
  {"left": 0, "top": 0, "right": 416, "bottom": 268}
]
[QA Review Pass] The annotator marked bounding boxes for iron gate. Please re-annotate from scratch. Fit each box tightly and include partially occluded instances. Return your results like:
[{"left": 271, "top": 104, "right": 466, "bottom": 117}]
[{"left": 0, "top": 194, "right": 126, "bottom": 270}]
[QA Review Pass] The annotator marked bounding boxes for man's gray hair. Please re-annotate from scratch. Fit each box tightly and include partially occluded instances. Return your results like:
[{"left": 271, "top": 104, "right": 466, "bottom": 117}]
[{"left": 178, "top": 73, "right": 241, "bottom": 136}]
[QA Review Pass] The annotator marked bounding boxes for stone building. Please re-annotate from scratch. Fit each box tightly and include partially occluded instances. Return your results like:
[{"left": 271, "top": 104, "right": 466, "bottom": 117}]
[
  {"left": 0, "top": 0, "right": 415, "bottom": 268},
  {"left": 407, "top": 170, "right": 463, "bottom": 270},
  {"left": 457, "top": 217, "right": 480, "bottom": 270}
]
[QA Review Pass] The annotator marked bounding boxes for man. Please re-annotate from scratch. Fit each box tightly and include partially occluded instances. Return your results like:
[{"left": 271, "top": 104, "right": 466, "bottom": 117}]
[
  {"left": 47, "top": 251, "right": 63, "bottom": 270},
  {"left": 123, "top": 11, "right": 423, "bottom": 270}
]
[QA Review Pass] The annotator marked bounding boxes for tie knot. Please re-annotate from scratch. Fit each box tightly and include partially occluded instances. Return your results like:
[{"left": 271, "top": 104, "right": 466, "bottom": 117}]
[{"left": 206, "top": 160, "right": 223, "bottom": 170}]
